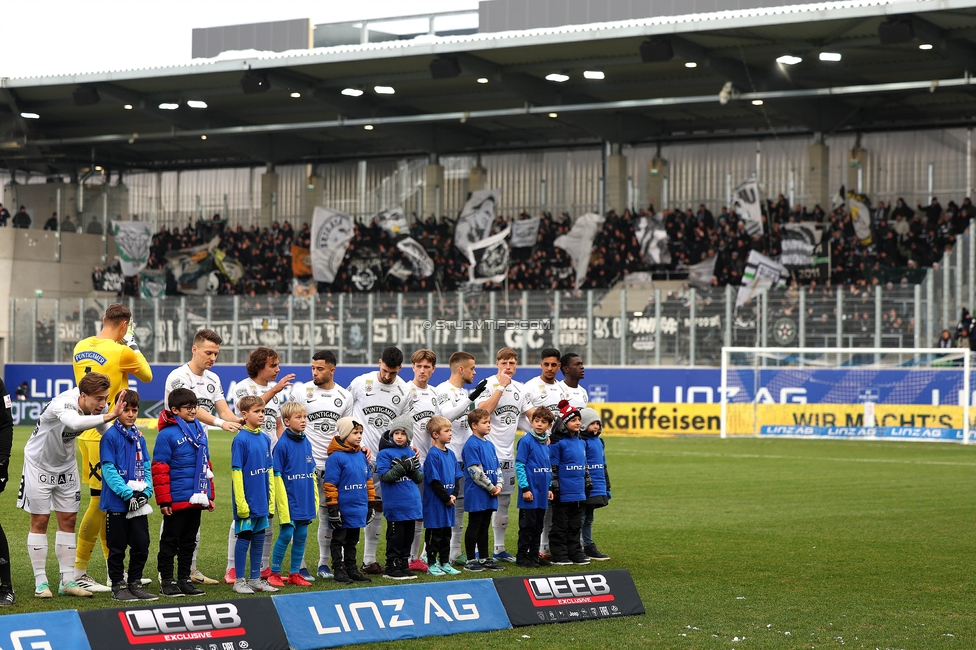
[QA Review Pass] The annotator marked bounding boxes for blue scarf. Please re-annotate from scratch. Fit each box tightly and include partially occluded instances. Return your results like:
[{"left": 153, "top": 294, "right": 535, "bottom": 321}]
[
  {"left": 112, "top": 420, "right": 144, "bottom": 482},
  {"left": 174, "top": 416, "right": 210, "bottom": 498}
]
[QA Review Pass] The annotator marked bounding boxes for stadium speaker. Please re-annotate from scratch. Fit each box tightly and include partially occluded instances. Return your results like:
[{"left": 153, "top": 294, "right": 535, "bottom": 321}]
[
  {"left": 640, "top": 39, "right": 673, "bottom": 63},
  {"left": 73, "top": 86, "right": 100, "bottom": 106},
  {"left": 241, "top": 72, "right": 270, "bottom": 94},
  {"left": 429, "top": 57, "right": 462, "bottom": 79},
  {"left": 878, "top": 19, "right": 914, "bottom": 45}
]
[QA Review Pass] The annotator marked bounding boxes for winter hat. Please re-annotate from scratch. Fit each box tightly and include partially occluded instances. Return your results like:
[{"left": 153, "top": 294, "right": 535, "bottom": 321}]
[
  {"left": 336, "top": 417, "right": 362, "bottom": 441},
  {"left": 388, "top": 413, "right": 414, "bottom": 443},
  {"left": 558, "top": 399, "right": 580, "bottom": 423},
  {"left": 580, "top": 408, "right": 601, "bottom": 432}
]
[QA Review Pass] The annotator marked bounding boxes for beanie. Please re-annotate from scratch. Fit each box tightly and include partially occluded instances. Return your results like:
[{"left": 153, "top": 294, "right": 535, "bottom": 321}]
[
  {"left": 558, "top": 399, "right": 580, "bottom": 423},
  {"left": 335, "top": 417, "right": 361, "bottom": 441},
  {"left": 388, "top": 413, "right": 414, "bottom": 443},
  {"left": 580, "top": 407, "right": 601, "bottom": 432}
]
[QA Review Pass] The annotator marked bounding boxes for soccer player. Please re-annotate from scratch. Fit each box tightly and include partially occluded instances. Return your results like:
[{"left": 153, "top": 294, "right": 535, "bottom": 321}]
[
  {"left": 0, "top": 377, "right": 14, "bottom": 606},
  {"left": 71, "top": 303, "right": 152, "bottom": 593},
  {"left": 347, "top": 346, "right": 413, "bottom": 575},
  {"left": 163, "top": 328, "right": 241, "bottom": 586},
  {"left": 476, "top": 348, "right": 535, "bottom": 563},
  {"left": 225, "top": 347, "right": 294, "bottom": 584},
  {"left": 19, "top": 373, "right": 126, "bottom": 598},
  {"left": 559, "top": 353, "right": 589, "bottom": 409},
  {"left": 293, "top": 349, "right": 353, "bottom": 580}
]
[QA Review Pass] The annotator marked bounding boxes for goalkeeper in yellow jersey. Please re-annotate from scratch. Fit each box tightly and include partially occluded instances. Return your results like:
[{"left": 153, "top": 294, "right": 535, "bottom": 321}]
[{"left": 71, "top": 303, "right": 152, "bottom": 592}]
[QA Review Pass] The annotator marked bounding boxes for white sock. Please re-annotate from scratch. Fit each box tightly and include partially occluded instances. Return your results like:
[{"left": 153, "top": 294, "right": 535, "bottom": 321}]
[
  {"left": 190, "top": 529, "right": 201, "bottom": 574},
  {"left": 493, "top": 494, "right": 510, "bottom": 553},
  {"left": 362, "top": 516, "right": 382, "bottom": 565},
  {"left": 410, "top": 521, "right": 424, "bottom": 560},
  {"left": 261, "top": 516, "right": 274, "bottom": 570},
  {"left": 28, "top": 532, "right": 49, "bottom": 586},
  {"left": 226, "top": 521, "right": 237, "bottom": 571},
  {"left": 55, "top": 531, "right": 76, "bottom": 585},
  {"left": 540, "top": 507, "right": 553, "bottom": 554},
  {"left": 450, "top": 495, "right": 464, "bottom": 558},
  {"left": 317, "top": 506, "right": 332, "bottom": 567}
]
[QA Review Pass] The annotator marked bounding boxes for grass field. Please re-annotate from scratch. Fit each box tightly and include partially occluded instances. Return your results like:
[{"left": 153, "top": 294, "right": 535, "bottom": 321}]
[{"left": 3, "top": 428, "right": 976, "bottom": 649}]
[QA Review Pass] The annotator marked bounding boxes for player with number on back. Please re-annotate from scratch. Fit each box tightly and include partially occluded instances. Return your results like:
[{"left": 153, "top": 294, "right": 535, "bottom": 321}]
[
  {"left": 292, "top": 350, "right": 353, "bottom": 581},
  {"left": 346, "top": 346, "right": 413, "bottom": 576}
]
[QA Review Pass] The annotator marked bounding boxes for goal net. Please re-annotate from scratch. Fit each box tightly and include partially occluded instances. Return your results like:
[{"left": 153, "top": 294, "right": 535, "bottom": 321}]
[{"left": 720, "top": 347, "right": 973, "bottom": 443}]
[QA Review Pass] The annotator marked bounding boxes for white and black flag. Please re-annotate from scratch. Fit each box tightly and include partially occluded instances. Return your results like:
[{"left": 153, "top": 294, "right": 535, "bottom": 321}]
[
  {"left": 373, "top": 208, "right": 409, "bottom": 236},
  {"left": 554, "top": 212, "right": 605, "bottom": 289},
  {"left": 732, "top": 179, "right": 764, "bottom": 237},
  {"left": 737, "top": 250, "right": 789, "bottom": 307},
  {"left": 634, "top": 213, "right": 670, "bottom": 266},
  {"left": 349, "top": 252, "right": 382, "bottom": 291},
  {"left": 396, "top": 236, "right": 435, "bottom": 278},
  {"left": 311, "top": 207, "right": 355, "bottom": 284},
  {"left": 467, "top": 227, "right": 511, "bottom": 284},
  {"left": 454, "top": 189, "right": 499, "bottom": 253},
  {"left": 510, "top": 216, "right": 541, "bottom": 248},
  {"left": 780, "top": 223, "right": 825, "bottom": 267}
]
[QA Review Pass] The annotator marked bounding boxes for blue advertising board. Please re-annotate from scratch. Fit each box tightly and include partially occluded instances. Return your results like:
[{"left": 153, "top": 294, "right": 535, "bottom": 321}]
[
  {"left": 0, "top": 610, "right": 92, "bottom": 650},
  {"left": 761, "top": 425, "right": 967, "bottom": 441},
  {"left": 271, "top": 579, "right": 510, "bottom": 649}
]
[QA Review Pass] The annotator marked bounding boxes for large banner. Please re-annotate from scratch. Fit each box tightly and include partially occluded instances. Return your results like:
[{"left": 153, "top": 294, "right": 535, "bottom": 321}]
[
  {"left": 493, "top": 570, "right": 645, "bottom": 626},
  {"left": 554, "top": 212, "right": 604, "bottom": 289},
  {"left": 396, "top": 237, "right": 435, "bottom": 278},
  {"left": 454, "top": 189, "right": 499, "bottom": 254},
  {"left": 467, "top": 227, "right": 511, "bottom": 284},
  {"left": 374, "top": 207, "right": 410, "bottom": 236},
  {"left": 0, "top": 610, "right": 92, "bottom": 650},
  {"left": 736, "top": 250, "right": 788, "bottom": 307},
  {"left": 166, "top": 236, "right": 221, "bottom": 296},
  {"left": 780, "top": 223, "right": 824, "bottom": 267},
  {"left": 311, "top": 207, "right": 354, "bottom": 284},
  {"left": 510, "top": 216, "right": 541, "bottom": 248},
  {"left": 111, "top": 220, "right": 152, "bottom": 276},
  {"left": 732, "top": 179, "right": 763, "bottom": 237}
]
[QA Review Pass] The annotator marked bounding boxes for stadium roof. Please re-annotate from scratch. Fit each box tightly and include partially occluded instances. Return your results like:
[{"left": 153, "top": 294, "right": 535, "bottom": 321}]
[{"left": 4, "top": 0, "right": 976, "bottom": 173}]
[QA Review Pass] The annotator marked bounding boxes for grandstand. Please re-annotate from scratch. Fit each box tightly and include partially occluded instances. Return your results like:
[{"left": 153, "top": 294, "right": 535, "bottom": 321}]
[{"left": 4, "top": 0, "right": 976, "bottom": 366}]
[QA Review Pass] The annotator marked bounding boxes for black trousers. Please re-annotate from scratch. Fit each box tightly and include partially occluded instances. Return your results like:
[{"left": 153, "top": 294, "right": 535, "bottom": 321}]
[
  {"left": 517, "top": 508, "right": 546, "bottom": 558},
  {"left": 549, "top": 501, "right": 583, "bottom": 561},
  {"left": 425, "top": 527, "right": 451, "bottom": 565},
  {"left": 331, "top": 527, "right": 361, "bottom": 567},
  {"left": 0, "top": 521, "right": 10, "bottom": 585},
  {"left": 385, "top": 520, "right": 415, "bottom": 564},
  {"left": 158, "top": 508, "right": 201, "bottom": 582},
  {"left": 465, "top": 509, "right": 494, "bottom": 560},
  {"left": 106, "top": 511, "right": 150, "bottom": 586}
]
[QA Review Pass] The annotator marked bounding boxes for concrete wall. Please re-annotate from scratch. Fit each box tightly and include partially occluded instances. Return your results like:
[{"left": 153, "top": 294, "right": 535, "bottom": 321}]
[{"left": 3, "top": 182, "right": 128, "bottom": 233}]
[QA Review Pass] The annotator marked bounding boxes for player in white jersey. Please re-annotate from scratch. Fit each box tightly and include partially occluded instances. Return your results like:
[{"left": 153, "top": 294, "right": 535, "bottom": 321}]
[
  {"left": 434, "top": 351, "right": 489, "bottom": 562},
  {"left": 225, "top": 346, "right": 295, "bottom": 583},
  {"left": 521, "top": 348, "right": 567, "bottom": 559},
  {"left": 558, "top": 352, "right": 589, "bottom": 409},
  {"left": 476, "top": 347, "right": 535, "bottom": 563},
  {"left": 162, "top": 329, "right": 241, "bottom": 587},
  {"left": 347, "top": 346, "right": 413, "bottom": 574},
  {"left": 295, "top": 350, "right": 353, "bottom": 579},
  {"left": 19, "top": 373, "right": 125, "bottom": 598}
]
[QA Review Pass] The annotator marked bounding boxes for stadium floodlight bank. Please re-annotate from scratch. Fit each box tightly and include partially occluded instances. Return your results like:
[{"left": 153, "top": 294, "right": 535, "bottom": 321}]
[{"left": 720, "top": 347, "right": 973, "bottom": 443}]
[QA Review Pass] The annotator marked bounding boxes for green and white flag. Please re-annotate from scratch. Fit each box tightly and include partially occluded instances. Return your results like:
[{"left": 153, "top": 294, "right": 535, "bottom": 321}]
[
  {"left": 736, "top": 250, "right": 788, "bottom": 307},
  {"left": 111, "top": 220, "right": 152, "bottom": 276}
]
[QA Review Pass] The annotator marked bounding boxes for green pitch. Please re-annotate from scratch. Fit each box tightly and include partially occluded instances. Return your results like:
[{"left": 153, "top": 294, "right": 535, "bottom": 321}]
[{"left": 3, "top": 429, "right": 976, "bottom": 649}]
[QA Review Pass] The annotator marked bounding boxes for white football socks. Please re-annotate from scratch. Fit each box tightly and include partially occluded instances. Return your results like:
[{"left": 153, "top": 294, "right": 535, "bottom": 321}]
[
  {"left": 55, "top": 531, "right": 76, "bottom": 585},
  {"left": 27, "top": 532, "right": 48, "bottom": 586}
]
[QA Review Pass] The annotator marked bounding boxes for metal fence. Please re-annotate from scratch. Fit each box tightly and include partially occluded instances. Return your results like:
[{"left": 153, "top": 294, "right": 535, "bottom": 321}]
[{"left": 8, "top": 273, "right": 953, "bottom": 367}]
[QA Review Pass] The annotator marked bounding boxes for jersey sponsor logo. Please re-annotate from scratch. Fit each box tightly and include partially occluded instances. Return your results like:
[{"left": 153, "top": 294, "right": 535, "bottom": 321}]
[
  {"left": 171, "top": 379, "right": 184, "bottom": 389},
  {"left": 73, "top": 351, "right": 107, "bottom": 365},
  {"left": 286, "top": 472, "right": 315, "bottom": 481},
  {"left": 249, "top": 467, "right": 269, "bottom": 476},
  {"left": 412, "top": 410, "right": 435, "bottom": 423},
  {"left": 362, "top": 404, "right": 396, "bottom": 430},
  {"left": 119, "top": 602, "right": 245, "bottom": 644},
  {"left": 343, "top": 483, "right": 366, "bottom": 490},
  {"left": 563, "top": 464, "right": 585, "bottom": 471},
  {"left": 494, "top": 404, "right": 521, "bottom": 427},
  {"left": 197, "top": 398, "right": 215, "bottom": 413},
  {"left": 37, "top": 471, "right": 76, "bottom": 484}
]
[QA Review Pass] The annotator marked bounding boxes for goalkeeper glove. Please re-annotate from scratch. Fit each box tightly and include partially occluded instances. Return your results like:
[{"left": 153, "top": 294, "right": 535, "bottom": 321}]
[
  {"left": 128, "top": 491, "right": 149, "bottom": 511},
  {"left": 122, "top": 323, "right": 140, "bottom": 353},
  {"left": 469, "top": 378, "right": 489, "bottom": 402},
  {"left": 328, "top": 507, "right": 343, "bottom": 529}
]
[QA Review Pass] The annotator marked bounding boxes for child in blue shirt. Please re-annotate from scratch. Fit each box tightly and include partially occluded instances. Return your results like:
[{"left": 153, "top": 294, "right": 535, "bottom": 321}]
[
  {"left": 323, "top": 417, "right": 379, "bottom": 585},
  {"left": 580, "top": 408, "right": 611, "bottom": 561},
  {"left": 100, "top": 391, "right": 156, "bottom": 602},
  {"left": 377, "top": 413, "right": 423, "bottom": 581},
  {"left": 549, "top": 400, "right": 591, "bottom": 566},
  {"left": 269, "top": 401, "right": 318, "bottom": 587},
  {"left": 461, "top": 408, "right": 504, "bottom": 573},
  {"left": 423, "top": 416, "right": 463, "bottom": 577},
  {"left": 515, "top": 407, "right": 554, "bottom": 569},
  {"left": 231, "top": 395, "right": 277, "bottom": 595}
]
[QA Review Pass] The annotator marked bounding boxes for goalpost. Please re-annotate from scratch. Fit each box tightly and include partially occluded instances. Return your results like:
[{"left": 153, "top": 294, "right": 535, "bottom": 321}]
[{"left": 720, "top": 347, "right": 972, "bottom": 443}]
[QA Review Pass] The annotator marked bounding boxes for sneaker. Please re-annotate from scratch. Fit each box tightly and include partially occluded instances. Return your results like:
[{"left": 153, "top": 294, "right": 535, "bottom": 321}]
[
  {"left": 59, "top": 581, "right": 93, "bottom": 597},
  {"left": 360, "top": 561, "right": 384, "bottom": 575},
  {"left": 451, "top": 553, "right": 467, "bottom": 565},
  {"left": 480, "top": 558, "right": 505, "bottom": 572},
  {"left": 346, "top": 565, "right": 371, "bottom": 583},
  {"left": 128, "top": 585, "right": 159, "bottom": 601},
  {"left": 113, "top": 586, "right": 138, "bottom": 602},
  {"left": 383, "top": 565, "right": 415, "bottom": 581},
  {"left": 0, "top": 585, "right": 15, "bottom": 607},
  {"left": 190, "top": 570, "right": 219, "bottom": 585},
  {"left": 440, "top": 563, "right": 461, "bottom": 575},
  {"left": 223, "top": 569, "right": 236, "bottom": 585},
  {"left": 76, "top": 573, "right": 112, "bottom": 593},
  {"left": 317, "top": 565, "right": 333, "bottom": 580},
  {"left": 248, "top": 579, "right": 279, "bottom": 593},
  {"left": 408, "top": 559, "right": 429, "bottom": 572},
  {"left": 537, "top": 554, "right": 552, "bottom": 567},
  {"left": 260, "top": 567, "right": 272, "bottom": 580},
  {"left": 516, "top": 555, "right": 537, "bottom": 568},
  {"left": 232, "top": 579, "right": 254, "bottom": 595},
  {"left": 177, "top": 580, "right": 204, "bottom": 597},
  {"left": 268, "top": 573, "right": 286, "bottom": 588},
  {"left": 571, "top": 555, "right": 591, "bottom": 565},
  {"left": 298, "top": 567, "right": 316, "bottom": 582},
  {"left": 463, "top": 559, "right": 484, "bottom": 572},
  {"left": 332, "top": 565, "right": 352, "bottom": 584},
  {"left": 160, "top": 581, "right": 184, "bottom": 598},
  {"left": 427, "top": 563, "right": 446, "bottom": 577},
  {"left": 551, "top": 557, "right": 573, "bottom": 566},
  {"left": 34, "top": 582, "right": 53, "bottom": 599},
  {"left": 122, "top": 572, "right": 153, "bottom": 587},
  {"left": 493, "top": 550, "right": 517, "bottom": 563},
  {"left": 288, "top": 572, "right": 313, "bottom": 587},
  {"left": 584, "top": 544, "right": 611, "bottom": 561}
]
